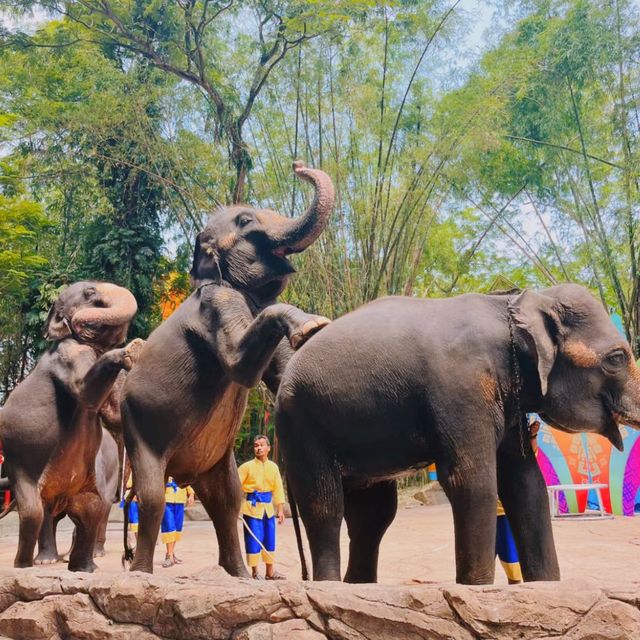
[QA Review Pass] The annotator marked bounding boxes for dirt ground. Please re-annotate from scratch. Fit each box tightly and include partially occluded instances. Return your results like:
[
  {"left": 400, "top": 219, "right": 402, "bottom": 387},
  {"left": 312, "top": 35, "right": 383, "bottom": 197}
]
[{"left": 0, "top": 496, "right": 639, "bottom": 586}]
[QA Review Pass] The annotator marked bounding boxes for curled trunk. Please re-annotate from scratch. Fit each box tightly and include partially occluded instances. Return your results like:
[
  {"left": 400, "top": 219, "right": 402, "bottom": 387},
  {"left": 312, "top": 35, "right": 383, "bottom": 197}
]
[
  {"left": 269, "top": 161, "right": 335, "bottom": 254},
  {"left": 71, "top": 283, "right": 137, "bottom": 343}
]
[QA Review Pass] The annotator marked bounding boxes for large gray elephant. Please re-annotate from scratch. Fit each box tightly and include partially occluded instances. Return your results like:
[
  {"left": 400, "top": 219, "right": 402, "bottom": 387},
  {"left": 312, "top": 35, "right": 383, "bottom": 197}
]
[
  {"left": 34, "top": 427, "right": 119, "bottom": 564},
  {"left": 275, "top": 284, "right": 640, "bottom": 584},
  {"left": 122, "top": 161, "right": 334, "bottom": 574},
  {"left": 0, "top": 281, "right": 143, "bottom": 571}
]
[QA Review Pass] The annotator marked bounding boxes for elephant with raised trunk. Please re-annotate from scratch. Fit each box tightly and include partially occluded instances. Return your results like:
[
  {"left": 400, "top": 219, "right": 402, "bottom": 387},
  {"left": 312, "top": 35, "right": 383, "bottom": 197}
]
[
  {"left": 122, "top": 161, "right": 334, "bottom": 574},
  {"left": 0, "top": 281, "right": 143, "bottom": 571},
  {"left": 275, "top": 284, "right": 640, "bottom": 584}
]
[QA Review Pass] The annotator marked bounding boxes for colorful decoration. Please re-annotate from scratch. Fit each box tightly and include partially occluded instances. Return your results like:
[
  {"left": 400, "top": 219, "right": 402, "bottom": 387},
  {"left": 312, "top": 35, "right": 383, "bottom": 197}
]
[{"left": 537, "top": 422, "right": 640, "bottom": 516}]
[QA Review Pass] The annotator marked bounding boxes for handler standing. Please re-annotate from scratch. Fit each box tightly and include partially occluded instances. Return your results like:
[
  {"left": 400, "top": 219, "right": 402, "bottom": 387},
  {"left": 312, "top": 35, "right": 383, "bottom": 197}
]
[
  {"left": 238, "top": 434, "right": 286, "bottom": 580},
  {"left": 161, "top": 477, "right": 195, "bottom": 567}
]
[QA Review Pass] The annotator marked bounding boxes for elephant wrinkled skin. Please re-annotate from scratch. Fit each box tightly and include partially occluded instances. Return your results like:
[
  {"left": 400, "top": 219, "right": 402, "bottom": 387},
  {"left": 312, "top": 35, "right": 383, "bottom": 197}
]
[
  {"left": 0, "top": 281, "right": 142, "bottom": 572},
  {"left": 275, "top": 284, "right": 640, "bottom": 585},
  {"left": 34, "top": 428, "right": 119, "bottom": 565},
  {"left": 122, "top": 162, "right": 334, "bottom": 574}
]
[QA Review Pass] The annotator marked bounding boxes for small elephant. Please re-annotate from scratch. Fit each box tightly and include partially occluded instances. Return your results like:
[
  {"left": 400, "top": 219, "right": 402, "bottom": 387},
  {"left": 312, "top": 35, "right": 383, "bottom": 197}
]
[
  {"left": 0, "top": 281, "right": 142, "bottom": 571},
  {"left": 122, "top": 161, "right": 334, "bottom": 574},
  {"left": 275, "top": 284, "right": 640, "bottom": 584},
  {"left": 34, "top": 427, "right": 119, "bottom": 565}
]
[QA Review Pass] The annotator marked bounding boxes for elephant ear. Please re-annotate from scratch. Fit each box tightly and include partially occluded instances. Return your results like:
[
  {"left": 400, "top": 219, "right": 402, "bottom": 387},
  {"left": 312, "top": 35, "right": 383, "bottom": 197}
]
[
  {"left": 43, "top": 304, "right": 72, "bottom": 341},
  {"left": 508, "top": 289, "right": 562, "bottom": 397},
  {"left": 189, "top": 231, "right": 221, "bottom": 286}
]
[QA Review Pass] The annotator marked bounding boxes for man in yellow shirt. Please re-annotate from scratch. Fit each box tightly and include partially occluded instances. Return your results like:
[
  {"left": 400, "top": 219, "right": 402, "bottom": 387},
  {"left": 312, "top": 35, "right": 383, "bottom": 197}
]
[
  {"left": 238, "top": 435, "right": 286, "bottom": 580},
  {"left": 161, "top": 477, "right": 195, "bottom": 567}
]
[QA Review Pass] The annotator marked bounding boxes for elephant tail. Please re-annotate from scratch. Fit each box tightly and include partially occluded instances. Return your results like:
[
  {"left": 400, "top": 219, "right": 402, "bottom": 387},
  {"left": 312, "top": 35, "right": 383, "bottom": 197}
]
[
  {"left": 121, "top": 488, "right": 136, "bottom": 568},
  {"left": 0, "top": 499, "right": 16, "bottom": 520},
  {"left": 287, "top": 477, "right": 309, "bottom": 581}
]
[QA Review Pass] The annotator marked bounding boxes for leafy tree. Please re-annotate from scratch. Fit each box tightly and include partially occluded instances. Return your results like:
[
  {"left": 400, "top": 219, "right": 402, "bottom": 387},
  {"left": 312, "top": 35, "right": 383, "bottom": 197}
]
[
  {"left": 7, "top": 0, "right": 368, "bottom": 202},
  {"left": 432, "top": 0, "right": 640, "bottom": 351},
  {"left": 0, "top": 167, "right": 53, "bottom": 397}
]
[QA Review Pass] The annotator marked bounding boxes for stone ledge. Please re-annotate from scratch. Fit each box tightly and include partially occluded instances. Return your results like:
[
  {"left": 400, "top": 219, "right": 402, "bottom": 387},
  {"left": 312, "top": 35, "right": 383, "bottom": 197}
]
[{"left": 0, "top": 569, "right": 637, "bottom": 639}]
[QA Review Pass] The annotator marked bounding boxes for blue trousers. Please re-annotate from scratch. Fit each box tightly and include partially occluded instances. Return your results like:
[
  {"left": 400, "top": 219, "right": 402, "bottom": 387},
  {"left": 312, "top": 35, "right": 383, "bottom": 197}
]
[
  {"left": 243, "top": 513, "right": 276, "bottom": 567},
  {"left": 161, "top": 503, "right": 185, "bottom": 543},
  {"left": 496, "top": 514, "right": 522, "bottom": 581}
]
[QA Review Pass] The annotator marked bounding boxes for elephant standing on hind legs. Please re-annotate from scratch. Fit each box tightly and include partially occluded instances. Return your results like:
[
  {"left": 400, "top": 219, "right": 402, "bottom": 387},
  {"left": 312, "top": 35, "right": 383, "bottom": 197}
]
[
  {"left": 275, "top": 284, "right": 640, "bottom": 584},
  {"left": 0, "top": 281, "right": 143, "bottom": 572},
  {"left": 34, "top": 427, "right": 119, "bottom": 564},
  {"left": 122, "top": 161, "right": 335, "bottom": 575}
]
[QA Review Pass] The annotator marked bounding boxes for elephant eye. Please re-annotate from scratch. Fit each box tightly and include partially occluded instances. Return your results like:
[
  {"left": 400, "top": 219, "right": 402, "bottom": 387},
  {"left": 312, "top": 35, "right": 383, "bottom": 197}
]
[
  {"left": 603, "top": 349, "right": 627, "bottom": 371},
  {"left": 83, "top": 287, "right": 97, "bottom": 299},
  {"left": 236, "top": 214, "right": 253, "bottom": 228}
]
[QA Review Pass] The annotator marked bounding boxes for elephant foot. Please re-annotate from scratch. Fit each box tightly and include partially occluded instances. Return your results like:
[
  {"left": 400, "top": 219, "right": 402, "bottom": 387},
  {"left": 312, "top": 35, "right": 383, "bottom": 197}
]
[
  {"left": 290, "top": 316, "right": 331, "bottom": 349},
  {"left": 68, "top": 559, "right": 98, "bottom": 573},
  {"left": 129, "top": 559, "right": 153, "bottom": 574},
  {"left": 14, "top": 560, "right": 34, "bottom": 569},
  {"left": 123, "top": 338, "right": 145, "bottom": 370},
  {"left": 221, "top": 561, "right": 251, "bottom": 579},
  {"left": 93, "top": 546, "right": 106, "bottom": 558},
  {"left": 34, "top": 553, "right": 62, "bottom": 565}
]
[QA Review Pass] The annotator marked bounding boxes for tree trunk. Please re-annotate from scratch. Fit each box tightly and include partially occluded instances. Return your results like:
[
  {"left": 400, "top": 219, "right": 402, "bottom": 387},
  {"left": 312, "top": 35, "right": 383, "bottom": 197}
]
[{"left": 230, "top": 123, "right": 251, "bottom": 204}]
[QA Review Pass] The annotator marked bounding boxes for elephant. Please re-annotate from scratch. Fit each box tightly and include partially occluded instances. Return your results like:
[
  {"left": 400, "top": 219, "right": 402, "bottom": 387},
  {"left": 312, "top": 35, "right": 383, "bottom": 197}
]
[
  {"left": 275, "top": 284, "right": 640, "bottom": 585},
  {"left": 0, "top": 281, "right": 143, "bottom": 571},
  {"left": 121, "top": 161, "right": 334, "bottom": 574},
  {"left": 34, "top": 427, "right": 119, "bottom": 564}
]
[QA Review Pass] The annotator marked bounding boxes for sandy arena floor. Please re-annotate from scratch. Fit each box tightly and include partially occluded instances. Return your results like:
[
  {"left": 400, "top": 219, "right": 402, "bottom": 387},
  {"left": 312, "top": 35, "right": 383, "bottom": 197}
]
[{"left": 0, "top": 501, "right": 638, "bottom": 585}]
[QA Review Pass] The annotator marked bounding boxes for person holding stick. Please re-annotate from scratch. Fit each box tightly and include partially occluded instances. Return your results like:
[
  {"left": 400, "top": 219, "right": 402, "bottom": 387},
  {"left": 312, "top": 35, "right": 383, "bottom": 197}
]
[{"left": 238, "top": 435, "right": 286, "bottom": 580}]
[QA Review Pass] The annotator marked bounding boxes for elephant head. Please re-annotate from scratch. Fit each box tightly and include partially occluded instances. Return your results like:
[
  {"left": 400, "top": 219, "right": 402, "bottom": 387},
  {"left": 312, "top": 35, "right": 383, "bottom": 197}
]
[
  {"left": 190, "top": 161, "right": 335, "bottom": 302},
  {"left": 44, "top": 281, "right": 138, "bottom": 349},
  {"left": 509, "top": 283, "right": 640, "bottom": 450}
]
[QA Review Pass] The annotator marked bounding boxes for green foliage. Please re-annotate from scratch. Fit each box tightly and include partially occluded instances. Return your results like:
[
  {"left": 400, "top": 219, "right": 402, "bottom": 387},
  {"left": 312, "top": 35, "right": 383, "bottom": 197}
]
[
  {"left": 3, "top": 0, "right": 640, "bottom": 420},
  {"left": 0, "top": 196, "right": 51, "bottom": 296}
]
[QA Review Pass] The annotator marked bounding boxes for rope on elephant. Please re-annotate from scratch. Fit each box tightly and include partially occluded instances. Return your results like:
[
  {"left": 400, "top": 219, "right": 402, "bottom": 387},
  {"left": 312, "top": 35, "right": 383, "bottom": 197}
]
[
  {"left": 237, "top": 515, "right": 275, "bottom": 563},
  {"left": 119, "top": 447, "right": 127, "bottom": 505}
]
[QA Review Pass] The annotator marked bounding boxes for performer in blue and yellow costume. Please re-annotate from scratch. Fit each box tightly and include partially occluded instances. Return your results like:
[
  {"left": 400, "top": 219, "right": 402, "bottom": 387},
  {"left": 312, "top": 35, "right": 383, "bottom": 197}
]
[
  {"left": 238, "top": 434, "right": 286, "bottom": 580},
  {"left": 496, "top": 417, "right": 540, "bottom": 583},
  {"left": 161, "top": 477, "right": 194, "bottom": 567}
]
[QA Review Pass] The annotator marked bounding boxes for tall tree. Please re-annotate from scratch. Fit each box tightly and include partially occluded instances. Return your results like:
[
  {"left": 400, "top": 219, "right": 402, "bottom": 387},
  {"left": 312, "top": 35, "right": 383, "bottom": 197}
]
[
  {"left": 432, "top": 0, "right": 640, "bottom": 351},
  {"left": 7, "top": 0, "right": 365, "bottom": 202}
]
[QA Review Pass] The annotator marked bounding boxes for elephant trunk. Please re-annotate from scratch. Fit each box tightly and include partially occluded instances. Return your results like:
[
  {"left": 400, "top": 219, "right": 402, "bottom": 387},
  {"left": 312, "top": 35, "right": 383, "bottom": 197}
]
[
  {"left": 617, "top": 361, "right": 640, "bottom": 431},
  {"left": 71, "top": 283, "right": 137, "bottom": 339},
  {"left": 269, "top": 161, "right": 335, "bottom": 255}
]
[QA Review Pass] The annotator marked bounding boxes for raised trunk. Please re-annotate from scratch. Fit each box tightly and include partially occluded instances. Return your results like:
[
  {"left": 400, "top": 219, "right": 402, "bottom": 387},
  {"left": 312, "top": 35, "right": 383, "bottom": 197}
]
[
  {"left": 269, "top": 161, "right": 335, "bottom": 254},
  {"left": 71, "top": 283, "right": 137, "bottom": 337}
]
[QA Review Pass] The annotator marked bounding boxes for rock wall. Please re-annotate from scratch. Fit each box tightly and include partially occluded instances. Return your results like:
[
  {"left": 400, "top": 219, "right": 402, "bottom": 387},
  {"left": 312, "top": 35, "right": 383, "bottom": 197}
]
[{"left": 0, "top": 568, "right": 638, "bottom": 639}]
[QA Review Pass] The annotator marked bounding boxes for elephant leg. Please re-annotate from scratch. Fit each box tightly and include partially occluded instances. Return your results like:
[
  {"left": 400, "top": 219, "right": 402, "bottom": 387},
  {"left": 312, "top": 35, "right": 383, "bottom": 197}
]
[
  {"left": 343, "top": 480, "right": 397, "bottom": 583},
  {"left": 34, "top": 507, "right": 60, "bottom": 565},
  {"left": 438, "top": 453, "right": 497, "bottom": 585},
  {"left": 65, "top": 491, "right": 104, "bottom": 572},
  {"left": 497, "top": 429, "right": 560, "bottom": 581},
  {"left": 192, "top": 448, "right": 250, "bottom": 578},
  {"left": 129, "top": 448, "right": 166, "bottom": 573},
  {"left": 294, "top": 467, "right": 343, "bottom": 581},
  {"left": 278, "top": 410, "right": 343, "bottom": 581},
  {"left": 14, "top": 480, "right": 43, "bottom": 568},
  {"left": 93, "top": 502, "right": 110, "bottom": 557}
]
